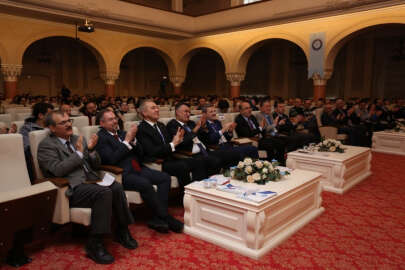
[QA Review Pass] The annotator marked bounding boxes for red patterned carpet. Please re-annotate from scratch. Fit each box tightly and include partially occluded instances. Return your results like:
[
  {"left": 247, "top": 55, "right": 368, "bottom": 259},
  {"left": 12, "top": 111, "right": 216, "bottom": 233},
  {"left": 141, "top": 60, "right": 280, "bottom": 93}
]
[{"left": 2, "top": 152, "right": 405, "bottom": 270}]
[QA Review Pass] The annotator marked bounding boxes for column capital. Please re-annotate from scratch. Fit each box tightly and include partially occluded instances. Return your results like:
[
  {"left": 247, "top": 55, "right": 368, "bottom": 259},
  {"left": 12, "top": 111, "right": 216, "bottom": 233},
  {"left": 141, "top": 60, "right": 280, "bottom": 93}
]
[
  {"left": 1, "top": 64, "right": 23, "bottom": 82},
  {"left": 312, "top": 71, "right": 332, "bottom": 86},
  {"left": 100, "top": 70, "right": 119, "bottom": 85},
  {"left": 226, "top": 73, "right": 245, "bottom": 86},
  {"left": 169, "top": 75, "right": 185, "bottom": 87}
]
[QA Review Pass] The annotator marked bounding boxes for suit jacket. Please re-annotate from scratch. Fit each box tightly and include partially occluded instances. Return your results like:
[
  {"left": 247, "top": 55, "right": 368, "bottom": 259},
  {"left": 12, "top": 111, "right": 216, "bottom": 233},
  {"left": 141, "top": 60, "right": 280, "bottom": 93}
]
[
  {"left": 96, "top": 127, "right": 144, "bottom": 174},
  {"left": 256, "top": 112, "right": 277, "bottom": 134},
  {"left": 38, "top": 134, "right": 100, "bottom": 190},
  {"left": 137, "top": 120, "right": 175, "bottom": 163},
  {"left": 272, "top": 112, "right": 294, "bottom": 135},
  {"left": 166, "top": 119, "right": 200, "bottom": 153},
  {"left": 198, "top": 119, "right": 232, "bottom": 146},
  {"left": 234, "top": 114, "right": 263, "bottom": 138}
]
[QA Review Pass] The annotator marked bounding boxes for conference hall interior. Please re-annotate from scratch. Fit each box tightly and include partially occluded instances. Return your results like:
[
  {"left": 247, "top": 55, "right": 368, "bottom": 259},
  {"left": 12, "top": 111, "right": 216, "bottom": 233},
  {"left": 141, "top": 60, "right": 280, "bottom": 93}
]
[{"left": 0, "top": 0, "right": 404, "bottom": 269}]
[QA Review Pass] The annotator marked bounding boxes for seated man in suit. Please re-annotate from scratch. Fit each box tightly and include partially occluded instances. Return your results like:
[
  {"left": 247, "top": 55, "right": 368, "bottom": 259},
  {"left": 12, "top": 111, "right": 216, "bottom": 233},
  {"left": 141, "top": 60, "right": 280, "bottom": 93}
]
[
  {"left": 235, "top": 101, "right": 286, "bottom": 164},
  {"left": 166, "top": 103, "right": 239, "bottom": 175},
  {"left": 198, "top": 104, "right": 258, "bottom": 160},
  {"left": 137, "top": 100, "right": 209, "bottom": 186},
  {"left": 38, "top": 111, "right": 136, "bottom": 265},
  {"left": 96, "top": 109, "right": 183, "bottom": 234}
]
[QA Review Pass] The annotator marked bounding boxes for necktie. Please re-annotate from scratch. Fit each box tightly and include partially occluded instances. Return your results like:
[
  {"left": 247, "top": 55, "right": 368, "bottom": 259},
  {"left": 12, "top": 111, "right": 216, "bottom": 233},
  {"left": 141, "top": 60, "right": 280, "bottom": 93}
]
[
  {"left": 66, "top": 141, "right": 89, "bottom": 172},
  {"left": 265, "top": 115, "right": 272, "bottom": 126},
  {"left": 113, "top": 133, "right": 141, "bottom": 172},
  {"left": 197, "top": 143, "right": 208, "bottom": 156},
  {"left": 183, "top": 124, "right": 192, "bottom": 133},
  {"left": 154, "top": 124, "right": 165, "bottom": 144},
  {"left": 65, "top": 141, "right": 74, "bottom": 153},
  {"left": 247, "top": 118, "right": 255, "bottom": 130}
]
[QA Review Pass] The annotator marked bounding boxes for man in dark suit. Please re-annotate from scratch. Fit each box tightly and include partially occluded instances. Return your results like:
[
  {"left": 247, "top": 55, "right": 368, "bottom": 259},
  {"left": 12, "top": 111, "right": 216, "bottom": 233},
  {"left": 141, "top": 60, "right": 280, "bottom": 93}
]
[
  {"left": 137, "top": 100, "right": 208, "bottom": 186},
  {"left": 198, "top": 104, "right": 258, "bottom": 160},
  {"left": 38, "top": 111, "right": 136, "bottom": 265},
  {"left": 166, "top": 103, "right": 239, "bottom": 175},
  {"left": 235, "top": 101, "right": 286, "bottom": 164},
  {"left": 96, "top": 110, "right": 183, "bottom": 234}
]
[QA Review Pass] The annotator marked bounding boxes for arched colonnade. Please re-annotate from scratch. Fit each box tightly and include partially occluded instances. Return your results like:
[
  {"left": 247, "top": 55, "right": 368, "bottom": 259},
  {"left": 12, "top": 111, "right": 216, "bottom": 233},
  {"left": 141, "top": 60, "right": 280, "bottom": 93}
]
[{"left": 1, "top": 17, "right": 405, "bottom": 99}]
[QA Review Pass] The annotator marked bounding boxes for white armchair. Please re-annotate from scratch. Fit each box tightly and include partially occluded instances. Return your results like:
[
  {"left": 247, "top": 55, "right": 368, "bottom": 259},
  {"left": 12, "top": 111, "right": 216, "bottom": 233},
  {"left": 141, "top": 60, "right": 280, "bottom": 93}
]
[{"left": 0, "top": 134, "right": 57, "bottom": 257}]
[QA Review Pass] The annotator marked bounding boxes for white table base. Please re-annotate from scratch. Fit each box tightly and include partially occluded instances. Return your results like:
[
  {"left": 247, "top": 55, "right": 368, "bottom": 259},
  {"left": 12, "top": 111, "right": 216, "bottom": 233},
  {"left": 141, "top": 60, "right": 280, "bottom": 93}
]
[
  {"left": 287, "top": 146, "right": 371, "bottom": 194},
  {"left": 372, "top": 131, "right": 405, "bottom": 156},
  {"left": 184, "top": 170, "right": 323, "bottom": 259}
]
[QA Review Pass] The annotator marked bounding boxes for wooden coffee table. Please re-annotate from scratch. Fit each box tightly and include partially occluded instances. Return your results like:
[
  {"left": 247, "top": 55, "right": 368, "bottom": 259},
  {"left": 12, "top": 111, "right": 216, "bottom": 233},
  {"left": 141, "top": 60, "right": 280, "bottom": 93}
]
[
  {"left": 287, "top": 145, "right": 371, "bottom": 194},
  {"left": 183, "top": 169, "right": 323, "bottom": 259},
  {"left": 372, "top": 131, "right": 405, "bottom": 156}
]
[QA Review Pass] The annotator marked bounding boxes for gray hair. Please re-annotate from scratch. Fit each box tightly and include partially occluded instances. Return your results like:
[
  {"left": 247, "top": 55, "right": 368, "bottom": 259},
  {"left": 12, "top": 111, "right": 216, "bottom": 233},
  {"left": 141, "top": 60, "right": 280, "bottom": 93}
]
[
  {"left": 138, "top": 99, "right": 155, "bottom": 115},
  {"left": 44, "top": 110, "right": 64, "bottom": 127}
]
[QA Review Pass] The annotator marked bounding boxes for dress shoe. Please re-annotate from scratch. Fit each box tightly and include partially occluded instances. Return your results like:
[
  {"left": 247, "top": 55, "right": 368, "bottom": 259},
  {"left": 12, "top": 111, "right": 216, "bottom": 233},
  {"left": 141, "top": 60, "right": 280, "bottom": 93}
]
[
  {"left": 85, "top": 238, "right": 114, "bottom": 264},
  {"left": 147, "top": 217, "right": 169, "bottom": 233},
  {"left": 166, "top": 215, "right": 184, "bottom": 233},
  {"left": 115, "top": 229, "right": 138, "bottom": 250}
]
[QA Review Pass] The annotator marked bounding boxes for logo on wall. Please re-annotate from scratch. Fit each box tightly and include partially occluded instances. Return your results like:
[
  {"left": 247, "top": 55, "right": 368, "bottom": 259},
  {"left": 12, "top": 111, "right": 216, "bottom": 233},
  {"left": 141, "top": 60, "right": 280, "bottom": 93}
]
[{"left": 308, "top": 32, "right": 326, "bottom": 79}]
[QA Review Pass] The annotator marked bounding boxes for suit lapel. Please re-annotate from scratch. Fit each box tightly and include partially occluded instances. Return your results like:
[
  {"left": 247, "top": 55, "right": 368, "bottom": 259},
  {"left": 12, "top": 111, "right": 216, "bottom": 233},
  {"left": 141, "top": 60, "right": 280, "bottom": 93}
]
[{"left": 51, "top": 135, "right": 72, "bottom": 156}]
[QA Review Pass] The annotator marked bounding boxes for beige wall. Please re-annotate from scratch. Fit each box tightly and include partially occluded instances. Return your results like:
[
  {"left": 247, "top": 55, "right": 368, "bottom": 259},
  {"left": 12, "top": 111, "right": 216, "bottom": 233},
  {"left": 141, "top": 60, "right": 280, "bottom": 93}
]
[{"left": 1, "top": 4, "right": 405, "bottom": 98}]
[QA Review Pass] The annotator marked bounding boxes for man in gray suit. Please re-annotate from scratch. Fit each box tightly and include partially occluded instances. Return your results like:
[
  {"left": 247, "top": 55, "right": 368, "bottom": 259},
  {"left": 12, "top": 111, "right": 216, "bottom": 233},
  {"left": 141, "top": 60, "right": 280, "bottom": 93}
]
[{"left": 38, "top": 111, "right": 136, "bottom": 265}]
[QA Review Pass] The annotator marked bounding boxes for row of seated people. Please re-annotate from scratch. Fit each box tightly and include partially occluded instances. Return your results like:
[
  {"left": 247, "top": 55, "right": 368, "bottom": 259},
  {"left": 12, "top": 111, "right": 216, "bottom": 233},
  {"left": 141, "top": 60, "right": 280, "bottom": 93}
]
[{"left": 23, "top": 99, "right": 320, "bottom": 264}]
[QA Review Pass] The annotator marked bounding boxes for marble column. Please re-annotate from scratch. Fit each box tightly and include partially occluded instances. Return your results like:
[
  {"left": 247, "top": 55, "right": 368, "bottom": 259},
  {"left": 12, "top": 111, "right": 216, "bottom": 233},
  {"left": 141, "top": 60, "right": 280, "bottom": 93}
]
[
  {"left": 169, "top": 75, "right": 185, "bottom": 95},
  {"left": 1, "top": 64, "right": 23, "bottom": 100},
  {"left": 101, "top": 70, "right": 119, "bottom": 97},
  {"left": 312, "top": 71, "right": 331, "bottom": 100},
  {"left": 226, "top": 73, "right": 245, "bottom": 98}
]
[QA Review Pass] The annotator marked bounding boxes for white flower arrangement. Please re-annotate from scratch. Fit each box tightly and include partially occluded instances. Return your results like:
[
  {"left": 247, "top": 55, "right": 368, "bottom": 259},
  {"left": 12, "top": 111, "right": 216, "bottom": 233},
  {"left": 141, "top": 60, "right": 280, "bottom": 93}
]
[
  {"left": 393, "top": 119, "right": 405, "bottom": 133},
  {"left": 316, "top": 138, "right": 345, "bottom": 153},
  {"left": 224, "top": 158, "right": 288, "bottom": 185}
]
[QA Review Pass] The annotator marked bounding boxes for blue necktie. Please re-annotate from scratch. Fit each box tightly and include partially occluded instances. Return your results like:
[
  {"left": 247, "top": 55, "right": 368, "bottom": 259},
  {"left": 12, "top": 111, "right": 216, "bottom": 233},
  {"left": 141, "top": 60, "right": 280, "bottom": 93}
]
[
  {"left": 265, "top": 115, "right": 272, "bottom": 125},
  {"left": 183, "top": 124, "right": 192, "bottom": 133},
  {"left": 154, "top": 124, "right": 166, "bottom": 144}
]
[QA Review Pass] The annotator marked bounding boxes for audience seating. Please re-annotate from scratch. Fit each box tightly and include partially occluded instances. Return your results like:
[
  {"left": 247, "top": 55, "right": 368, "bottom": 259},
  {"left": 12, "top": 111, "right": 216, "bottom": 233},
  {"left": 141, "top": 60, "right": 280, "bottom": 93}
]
[
  {"left": 11, "top": 121, "right": 24, "bottom": 133},
  {"left": 0, "top": 114, "right": 12, "bottom": 127},
  {"left": 124, "top": 121, "right": 140, "bottom": 131},
  {"left": 28, "top": 130, "right": 91, "bottom": 225},
  {"left": 71, "top": 116, "right": 90, "bottom": 129},
  {"left": 16, "top": 113, "right": 31, "bottom": 121},
  {"left": 0, "top": 134, "right": 57, "bottom": 254},
  {"left": 123, "top": 112, "right": 137, "bottom": 122}
]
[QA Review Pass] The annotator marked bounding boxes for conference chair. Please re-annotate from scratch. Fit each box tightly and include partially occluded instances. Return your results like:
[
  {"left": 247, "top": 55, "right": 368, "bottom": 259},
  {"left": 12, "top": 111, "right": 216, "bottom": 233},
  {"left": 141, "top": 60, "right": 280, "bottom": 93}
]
[
  {"left": 71, "top": 116, "right": 90, "bottom": 129},
  {"left": 123, "top": 112, "right": 137, "bottom": 122},
  {"left": 0, "top": 134, "right": 57, "bottom": 263},
  {"left": 16, "top": 113, "right": 31, "bottom": 121},
  {"left": 0, "top": 113, "right": 12, "bottom": 127}
]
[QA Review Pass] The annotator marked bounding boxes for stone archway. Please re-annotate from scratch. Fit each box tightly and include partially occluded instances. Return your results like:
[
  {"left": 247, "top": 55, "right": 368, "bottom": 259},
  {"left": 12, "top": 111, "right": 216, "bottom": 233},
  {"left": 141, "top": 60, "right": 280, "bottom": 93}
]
[
  {"left": 234, "top": 33, "right": 308, "bottom": 74},
  {"left": 180, "top": 47, "right": 228, "bottom": 96},
  {"left": 325, "top": 18, "right": 405, "bottom": 72},
  {"left": 326, "top": 23, "right": 405, "bottom": 98},
  {"left": 117, "top": 47, "right": 174, "bottom": 96},
  {"left": 236, "top": 37, "right": 309, "bottom": 98},
  {"left": 20, "top": 36, "right": 106, "bottom": 96}
]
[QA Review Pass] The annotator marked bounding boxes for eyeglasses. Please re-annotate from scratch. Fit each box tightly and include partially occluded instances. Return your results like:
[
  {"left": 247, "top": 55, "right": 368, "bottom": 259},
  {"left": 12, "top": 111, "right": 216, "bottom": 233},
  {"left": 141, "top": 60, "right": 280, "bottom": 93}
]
[{"left": 56, "top": 119, "right": 74, "bottom": 126}]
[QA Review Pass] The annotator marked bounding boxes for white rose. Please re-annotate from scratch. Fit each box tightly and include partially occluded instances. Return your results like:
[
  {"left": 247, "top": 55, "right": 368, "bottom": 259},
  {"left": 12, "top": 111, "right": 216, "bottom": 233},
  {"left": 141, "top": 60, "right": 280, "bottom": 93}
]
[
  {"left": 246, "top": 175, "right": 254, "bottom": 183},
  {"left": 245, "top": 166, "right": 253, "bottom": 174},
  {"left": 263, "top": 160, "right": 271, "bottom": 166},
  {"left": 323, "top": 141, "right": 328, "bottom": 146},
  {"left": 268, "top": 163, "right": 274, "bottom": 170},
  {"left": 255, "top": 160, "right": 263, "bottom": 169},
  {"left": 237, "top": 161, "right": 244, "bottom": 169},
  {"left": 330, "top": 146, "right": 336, "bottom": 152},
  {"left": 252, "top": 173, "right": 261, "bottom": 181},
  {"left": 262, "top": 168, "right": 268, "bottom": 174},
  {"left": 244, "top": 158, "right": 253, "bottom": 166}
]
